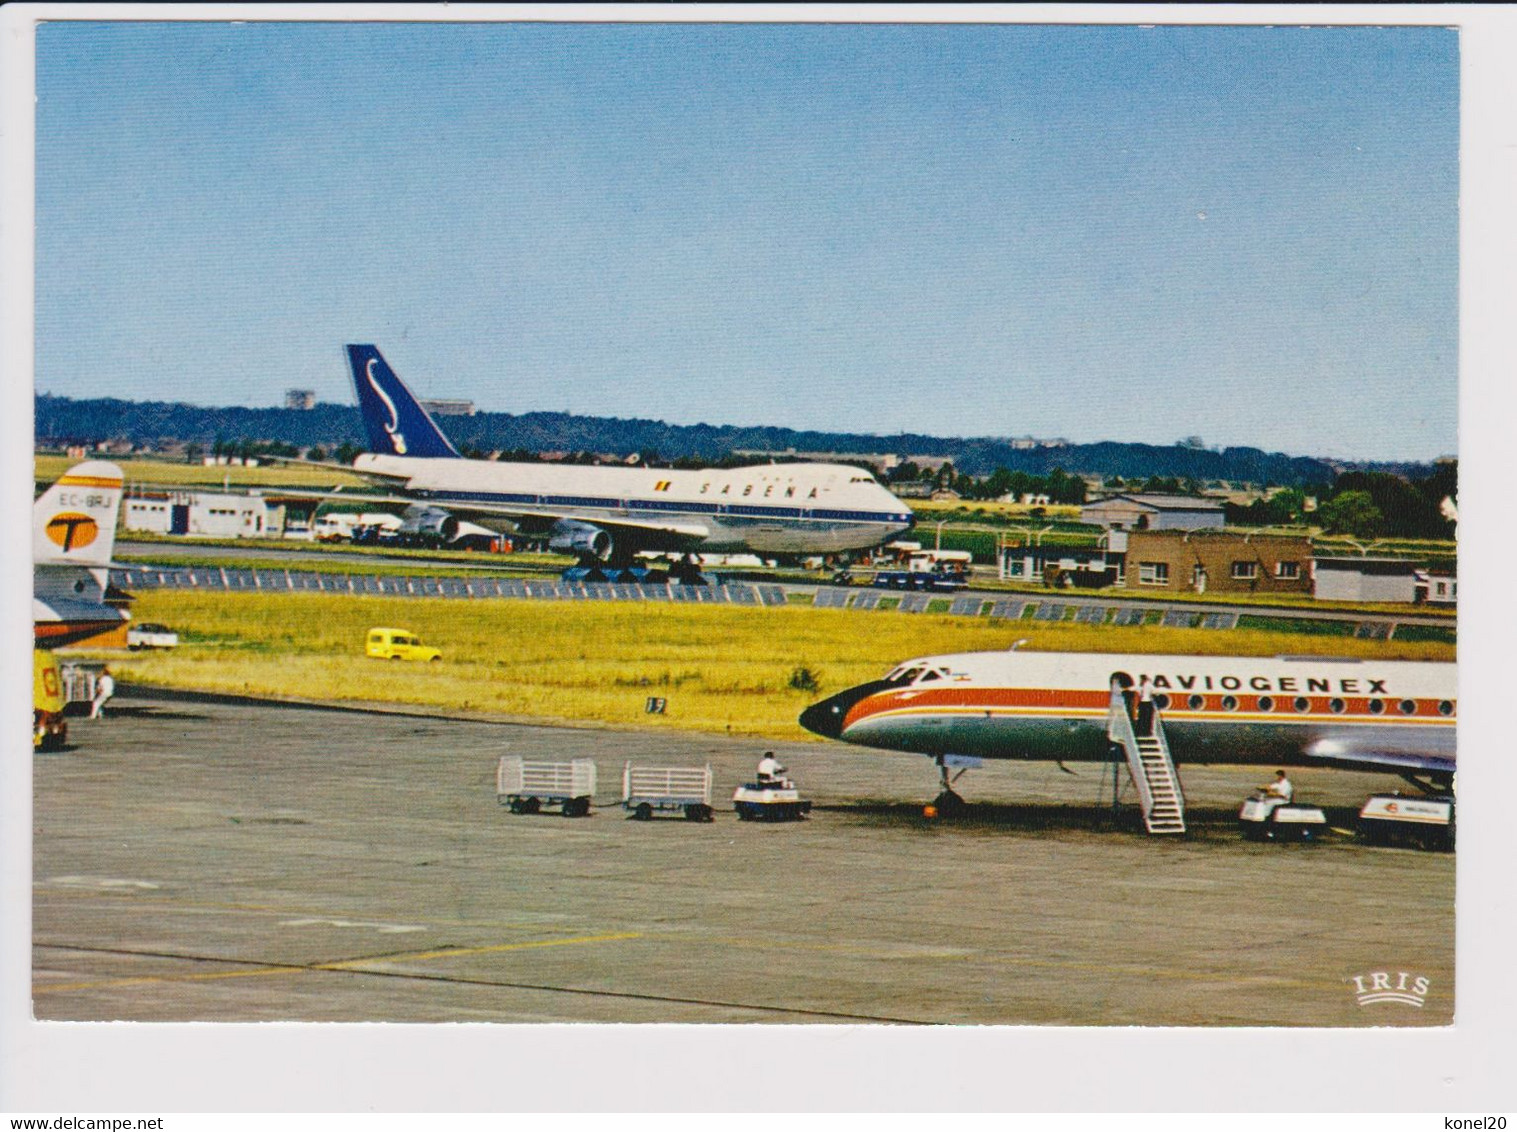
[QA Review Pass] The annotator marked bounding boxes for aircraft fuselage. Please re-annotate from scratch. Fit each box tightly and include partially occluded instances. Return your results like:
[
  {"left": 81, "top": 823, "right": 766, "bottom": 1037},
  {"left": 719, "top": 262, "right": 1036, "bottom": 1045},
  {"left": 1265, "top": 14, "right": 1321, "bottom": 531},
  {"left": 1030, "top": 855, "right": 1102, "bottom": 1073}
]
[
  {"left": 358, "top": 453, "right": 915, "bottom": 555},
  {"left": 800, "top": 650, "right": 1456, "bottom": 774}
]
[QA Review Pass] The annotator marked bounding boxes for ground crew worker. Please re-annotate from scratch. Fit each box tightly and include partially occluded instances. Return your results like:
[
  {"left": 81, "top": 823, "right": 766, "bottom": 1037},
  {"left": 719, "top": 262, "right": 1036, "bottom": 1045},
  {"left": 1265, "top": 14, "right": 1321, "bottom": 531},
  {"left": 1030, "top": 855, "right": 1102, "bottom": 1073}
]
[
  {"left": 756, "top": 751, "right": 788, "bottom": 787},
  {"left": 1262, "top": 770, "right": 1293, "bottom": 803},
  {"left": 1135, "top": 675, "right": 1155, "bottom": 736},
  {"left": 90, "top": 667, "right": 115, "bottom": 719}
]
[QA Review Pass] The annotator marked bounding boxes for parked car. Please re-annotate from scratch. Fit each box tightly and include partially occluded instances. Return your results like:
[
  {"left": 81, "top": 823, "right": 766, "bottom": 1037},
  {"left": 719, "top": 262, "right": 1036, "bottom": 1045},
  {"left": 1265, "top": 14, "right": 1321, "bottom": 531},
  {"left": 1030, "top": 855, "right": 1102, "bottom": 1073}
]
[
  {"left": 365, "top": 627, "right": 442, "bottom": 662},
  {"left": 127, "top": 623, "right": 180, "bottom": 650}
]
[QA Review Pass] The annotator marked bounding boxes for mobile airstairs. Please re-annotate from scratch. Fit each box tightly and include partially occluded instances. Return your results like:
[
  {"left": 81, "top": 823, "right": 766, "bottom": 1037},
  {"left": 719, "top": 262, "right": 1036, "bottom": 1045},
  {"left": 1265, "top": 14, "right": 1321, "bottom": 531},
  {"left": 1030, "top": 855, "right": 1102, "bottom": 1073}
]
[{"left": 1108, "top": 683, "right": 1187, "bottom": 835}]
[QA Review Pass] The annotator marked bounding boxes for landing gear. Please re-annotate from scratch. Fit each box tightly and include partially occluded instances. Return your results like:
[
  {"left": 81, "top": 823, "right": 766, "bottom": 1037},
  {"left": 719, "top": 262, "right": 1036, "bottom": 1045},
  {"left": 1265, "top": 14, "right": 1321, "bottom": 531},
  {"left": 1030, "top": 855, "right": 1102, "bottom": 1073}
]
[{"left": 928, "top": 756, "right": 971, "bottom": 818}]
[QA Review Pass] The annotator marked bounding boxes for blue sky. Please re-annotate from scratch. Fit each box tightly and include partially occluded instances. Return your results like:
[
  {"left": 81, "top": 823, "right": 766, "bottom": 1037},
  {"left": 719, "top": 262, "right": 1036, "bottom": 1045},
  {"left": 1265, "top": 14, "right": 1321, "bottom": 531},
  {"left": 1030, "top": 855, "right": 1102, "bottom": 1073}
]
[{"left": 34, "top": 21, "right": 1458, "bottom": 461}]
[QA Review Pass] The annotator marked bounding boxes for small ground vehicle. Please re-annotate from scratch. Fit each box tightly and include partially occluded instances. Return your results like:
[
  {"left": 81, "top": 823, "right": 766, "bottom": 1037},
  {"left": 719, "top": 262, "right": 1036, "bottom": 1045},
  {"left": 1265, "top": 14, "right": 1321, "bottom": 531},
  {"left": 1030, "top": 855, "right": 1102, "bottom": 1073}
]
[
  {"left": 365, "top": 627, "right": 442, "bottom": 662},
  {"left": 623, "top": 762, "right": 714, "bottom": 821},
  {"left": 872, "top": 550, "right": 972, "bottom": 592},
  {"left": 1357, "top": 793, "right": 1455, "bottom": 851},
  {"left": 127, "top": 622, "right": 180, "bottom": 650},
  {"left": 33, "top": 650, "right": 67, "bottom": 750},
  {"left": 732, "top": 781, "right": 812, "bottom": 822},
  {"left": 496, "top": 756, "right": 596, "bottom": 817},
  {"left": 1238, "top": 794, "right": 1328, "bottom": 841}
]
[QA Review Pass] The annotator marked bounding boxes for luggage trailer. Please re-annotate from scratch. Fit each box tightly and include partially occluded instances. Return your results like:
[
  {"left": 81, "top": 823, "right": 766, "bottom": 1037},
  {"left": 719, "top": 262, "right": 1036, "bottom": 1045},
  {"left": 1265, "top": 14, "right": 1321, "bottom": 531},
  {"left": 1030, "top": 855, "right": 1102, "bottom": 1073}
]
[
  {"left": 497, "top": 756, "right": 597, "bottom": 817},
  {"left": 622, "top": 762, "right": 715, "bottom": 822}
]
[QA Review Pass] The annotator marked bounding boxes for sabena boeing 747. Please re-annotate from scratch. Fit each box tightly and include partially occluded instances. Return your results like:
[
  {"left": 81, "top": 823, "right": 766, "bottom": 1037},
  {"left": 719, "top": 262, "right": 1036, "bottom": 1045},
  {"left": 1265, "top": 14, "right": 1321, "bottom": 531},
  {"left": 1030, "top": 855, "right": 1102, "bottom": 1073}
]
[
  {"left": 800, "top": 646, "right": 1455, "bottom": 818},
  {"left": 342, "top": 345, "right": 915, "bottom": 573}
]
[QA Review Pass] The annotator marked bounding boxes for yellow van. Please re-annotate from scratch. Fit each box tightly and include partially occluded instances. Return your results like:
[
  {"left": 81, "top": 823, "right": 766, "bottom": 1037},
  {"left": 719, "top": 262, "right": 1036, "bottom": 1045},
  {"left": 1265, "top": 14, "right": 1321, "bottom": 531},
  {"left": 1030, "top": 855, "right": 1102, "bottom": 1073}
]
[{"left": 365, "top": 627, "right": 442, "bottom": 663}]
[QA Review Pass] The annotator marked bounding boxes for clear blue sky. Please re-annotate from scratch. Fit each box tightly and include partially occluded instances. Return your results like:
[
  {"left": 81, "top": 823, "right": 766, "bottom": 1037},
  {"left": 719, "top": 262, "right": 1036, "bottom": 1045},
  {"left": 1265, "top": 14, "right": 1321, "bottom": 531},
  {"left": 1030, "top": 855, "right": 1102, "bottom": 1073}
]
[{"left": 34, "top": 21, "right": 1458, "bottom": 462}]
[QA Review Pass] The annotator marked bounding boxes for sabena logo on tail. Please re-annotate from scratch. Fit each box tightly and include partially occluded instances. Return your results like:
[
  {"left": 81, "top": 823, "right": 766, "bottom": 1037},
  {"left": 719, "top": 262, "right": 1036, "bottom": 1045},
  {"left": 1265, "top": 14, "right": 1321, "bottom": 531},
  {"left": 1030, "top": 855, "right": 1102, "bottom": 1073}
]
[
  {"left": 346, "top": 345, "right": 460, "bottom": 459},
  {"left": 34, "top": 461, "right": 123, "bottom": 566},
  {"left": 364, "top": 357, "right": 407, "bottom": 454}
]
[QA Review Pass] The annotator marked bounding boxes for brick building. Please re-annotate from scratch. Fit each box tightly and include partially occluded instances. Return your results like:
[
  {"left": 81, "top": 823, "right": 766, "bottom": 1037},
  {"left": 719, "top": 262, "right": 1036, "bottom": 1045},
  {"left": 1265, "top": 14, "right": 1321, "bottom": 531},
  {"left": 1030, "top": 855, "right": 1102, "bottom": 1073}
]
[{"left": 1124, "top": 530, "right": 1312, "bottom": 596}]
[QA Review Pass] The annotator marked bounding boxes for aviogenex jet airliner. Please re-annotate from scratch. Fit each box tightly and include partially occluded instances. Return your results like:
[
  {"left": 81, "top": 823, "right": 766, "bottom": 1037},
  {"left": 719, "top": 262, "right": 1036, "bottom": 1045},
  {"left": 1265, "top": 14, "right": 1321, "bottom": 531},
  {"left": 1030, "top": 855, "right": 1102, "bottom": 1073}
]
[
  {"left": 800, "top": 648, "right": 1455, "bottom": 824},
  {"left": 347, "top": 345, "right": 915, "bottom": 569}
]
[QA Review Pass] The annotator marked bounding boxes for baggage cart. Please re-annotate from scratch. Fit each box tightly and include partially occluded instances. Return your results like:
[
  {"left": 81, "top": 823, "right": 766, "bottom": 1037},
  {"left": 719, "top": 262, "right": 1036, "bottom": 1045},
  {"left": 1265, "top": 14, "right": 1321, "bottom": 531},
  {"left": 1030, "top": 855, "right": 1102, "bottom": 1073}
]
[
  {"left": 1357, "top": 793, "right": 1455, "bottom": 851},
  {"left": 622, "top": 762, "right": 714, "bottom": 822},
  {"left": 497, "top": 756, "right": 597, "bottom": 817}
]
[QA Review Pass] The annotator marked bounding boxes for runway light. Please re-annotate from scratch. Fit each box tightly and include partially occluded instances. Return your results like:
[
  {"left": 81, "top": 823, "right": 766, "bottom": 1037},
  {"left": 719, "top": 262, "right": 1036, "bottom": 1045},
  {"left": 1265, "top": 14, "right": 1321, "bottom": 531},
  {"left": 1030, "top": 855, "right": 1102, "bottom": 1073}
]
[{"left": 923, "top": 805, "right": 938, "bottom": 819}]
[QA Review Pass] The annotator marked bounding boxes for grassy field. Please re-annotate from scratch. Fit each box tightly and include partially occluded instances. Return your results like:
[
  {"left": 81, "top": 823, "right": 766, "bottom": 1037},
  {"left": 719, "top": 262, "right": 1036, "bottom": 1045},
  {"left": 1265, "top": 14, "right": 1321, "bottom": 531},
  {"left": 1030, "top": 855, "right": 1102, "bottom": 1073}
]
[
  {"left": 37, "top": 455, "right": 367, "bottom": 490},
  {"left": 906, "top": 498, "right": 1085, "bottom": 522},
  {"left": 89, "top": 590, "right": 1456, "bottom": 742}
]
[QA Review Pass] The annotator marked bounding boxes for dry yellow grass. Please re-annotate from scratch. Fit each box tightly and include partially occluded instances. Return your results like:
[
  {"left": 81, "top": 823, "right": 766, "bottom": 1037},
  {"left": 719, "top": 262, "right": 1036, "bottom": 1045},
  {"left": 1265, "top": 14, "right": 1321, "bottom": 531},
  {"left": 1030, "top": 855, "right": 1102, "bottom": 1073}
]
[
  {"left": 36, "top": 455, "right": 366, "bottom": 489},
  {"left": 89, "top": 590, "right": 1457, "bottom": 742},
  {"left": 907, "top": 498, "right": 1083, "bottom": 521}
]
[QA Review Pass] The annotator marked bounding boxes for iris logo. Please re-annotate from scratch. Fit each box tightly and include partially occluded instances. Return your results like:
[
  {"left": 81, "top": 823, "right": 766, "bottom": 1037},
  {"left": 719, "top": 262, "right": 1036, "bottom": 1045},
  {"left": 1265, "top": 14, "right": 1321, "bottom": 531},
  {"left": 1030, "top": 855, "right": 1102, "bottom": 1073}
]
[
  {"left": 1348, "top": 970, "right": 1429, "bottom": 1007},
  {"left": 365, "top": 358, "right": 408, "bottom": 454},
  {"left": 45, "top": 512, "right": 99, "bottom": 552}
]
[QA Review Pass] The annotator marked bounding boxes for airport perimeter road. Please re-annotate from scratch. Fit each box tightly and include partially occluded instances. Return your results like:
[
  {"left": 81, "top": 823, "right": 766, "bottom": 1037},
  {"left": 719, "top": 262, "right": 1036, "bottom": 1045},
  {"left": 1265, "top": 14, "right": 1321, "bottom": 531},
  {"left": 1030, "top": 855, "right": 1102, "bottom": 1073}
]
[{"left": 34, "top": 694, "right": 1453, "bottom": 1026}]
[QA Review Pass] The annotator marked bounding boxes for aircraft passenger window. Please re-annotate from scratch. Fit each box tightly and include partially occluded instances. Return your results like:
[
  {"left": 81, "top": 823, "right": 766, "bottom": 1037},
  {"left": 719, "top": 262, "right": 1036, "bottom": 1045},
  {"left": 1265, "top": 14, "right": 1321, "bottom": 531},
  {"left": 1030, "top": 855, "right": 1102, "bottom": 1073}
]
[
  {"left": 1187, "top": 694, "right": 1204, "bottom": 711},
  {"left": 743, "top": 485, "right": 753, "bottom": 496},
  {"left": 785, "top": 487, "right": 796, "bottom": 497},
  {"left": 1438, "top": 700, "right": 1454, "bottom": 716},
  {"left": 1221, "top": 695, "right": 1239, "bottom": 711},
  {"left": 700, "top": 483, "right": 709, "bottom": 494},
  {"left": 809, "top": 488, "right": 818, "bottom": 498},
  {"left": 1367, "top": 698, "right": 1384, "bottom": 715},
  {"left": 1399, "top": 699, "right": 1417, "bottom": 715},
  {"left": 1293, "top": 697, "right": 1311, "bottom": 712},
  {"left": 721, "top": 485, "right": 730, "bottom": 494},
  {"left": 1329, "top": 698, "right": 1346, "bottom": 714},
  {"left": 1257, "top": 696, "right": 1274, "bottom": 711},
  {"left": 765, "top": 485, "right": 774, "bottom": 496}
]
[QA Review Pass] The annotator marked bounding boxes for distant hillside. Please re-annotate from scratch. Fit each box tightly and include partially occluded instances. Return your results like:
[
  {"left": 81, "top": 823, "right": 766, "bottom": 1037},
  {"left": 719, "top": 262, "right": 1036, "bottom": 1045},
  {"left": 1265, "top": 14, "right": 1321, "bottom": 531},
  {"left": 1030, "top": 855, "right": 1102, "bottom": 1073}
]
[{"left": 35, "top": 393, "right": 1345, "bottom": 486}]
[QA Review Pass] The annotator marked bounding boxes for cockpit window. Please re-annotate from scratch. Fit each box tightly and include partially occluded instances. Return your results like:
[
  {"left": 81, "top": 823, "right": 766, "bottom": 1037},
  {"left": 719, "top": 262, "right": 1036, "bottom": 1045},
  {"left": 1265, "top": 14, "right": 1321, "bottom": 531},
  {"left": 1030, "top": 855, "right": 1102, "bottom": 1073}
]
[
  {"left": 885, "top": 666, "right": 926, "bottom": 687},
  {"left": 918, "top": 670, "right": 942, "bottom": 682}
]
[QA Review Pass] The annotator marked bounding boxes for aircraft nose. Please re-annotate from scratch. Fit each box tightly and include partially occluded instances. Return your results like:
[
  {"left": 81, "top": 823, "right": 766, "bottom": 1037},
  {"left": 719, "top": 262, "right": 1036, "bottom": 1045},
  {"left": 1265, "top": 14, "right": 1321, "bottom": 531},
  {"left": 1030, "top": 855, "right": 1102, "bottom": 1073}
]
[{"left": 799, "top": 680, "right": 891, "bottom": 740}]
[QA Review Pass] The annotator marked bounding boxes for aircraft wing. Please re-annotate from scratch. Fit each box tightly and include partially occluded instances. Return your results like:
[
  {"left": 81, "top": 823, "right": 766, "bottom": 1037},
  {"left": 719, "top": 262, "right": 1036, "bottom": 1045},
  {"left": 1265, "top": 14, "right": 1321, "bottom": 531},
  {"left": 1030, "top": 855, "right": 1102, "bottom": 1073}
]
[
  {"left": 383, "top": 494, "right": 712, "bottom": 548},
  {"left": 1301, "top": 737, "right": 1455, "bottom": 777},
  {"left": 213, "top": 486, "right": 713, "bottom": 547}
]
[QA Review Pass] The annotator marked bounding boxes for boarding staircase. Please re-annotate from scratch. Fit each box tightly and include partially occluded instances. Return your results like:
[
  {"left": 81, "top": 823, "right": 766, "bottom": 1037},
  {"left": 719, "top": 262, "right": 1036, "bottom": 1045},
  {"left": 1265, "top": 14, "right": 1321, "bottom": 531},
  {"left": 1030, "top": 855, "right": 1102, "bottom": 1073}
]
[{"left": 1108, "top": 683, "right": 1187, "bottom": 835}]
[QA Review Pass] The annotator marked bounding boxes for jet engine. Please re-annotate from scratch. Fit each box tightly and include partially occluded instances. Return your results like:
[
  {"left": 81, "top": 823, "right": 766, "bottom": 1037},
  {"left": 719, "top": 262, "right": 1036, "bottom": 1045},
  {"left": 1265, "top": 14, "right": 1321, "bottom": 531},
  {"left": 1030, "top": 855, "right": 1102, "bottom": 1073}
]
[
  {"left": 549, "top": 519, "right": 614, "bottom": 561},
  {"left": 398, "top": 506, "right": 459, "bottom": 540}
]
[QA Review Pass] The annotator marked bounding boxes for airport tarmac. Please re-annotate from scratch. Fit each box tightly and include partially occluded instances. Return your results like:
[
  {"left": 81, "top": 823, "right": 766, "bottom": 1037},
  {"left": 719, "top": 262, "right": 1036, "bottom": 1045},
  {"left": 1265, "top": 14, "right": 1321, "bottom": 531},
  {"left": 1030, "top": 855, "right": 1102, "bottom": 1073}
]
[{"left": 33, "top": 691, "right": 1454, "bottom": 1026}]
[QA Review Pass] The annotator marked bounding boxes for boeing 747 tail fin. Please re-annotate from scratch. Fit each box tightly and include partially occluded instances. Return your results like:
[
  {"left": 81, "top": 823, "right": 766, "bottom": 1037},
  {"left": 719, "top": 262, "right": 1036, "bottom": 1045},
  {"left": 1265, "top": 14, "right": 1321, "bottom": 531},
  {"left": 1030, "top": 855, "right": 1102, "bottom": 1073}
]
[{"left": 347, "top": 345, "right": 462, "bottom": 459}]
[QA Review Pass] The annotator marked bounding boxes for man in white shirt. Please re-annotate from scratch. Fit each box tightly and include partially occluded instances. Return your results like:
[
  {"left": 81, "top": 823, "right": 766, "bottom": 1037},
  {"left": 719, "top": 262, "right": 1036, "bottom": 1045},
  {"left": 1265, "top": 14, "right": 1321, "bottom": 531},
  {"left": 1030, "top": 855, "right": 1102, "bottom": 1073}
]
[
  {"left": 90, "top": 668, "right": 115, "bottom": 719},
  {"left": 1263, "top": 770, "right": 1294, "bottom": 803},
  {"left": 756, "top": 752, "right": 788, "bottom": 787},
  {"left": 1135, "top": 675, "right": 1155, "bottom": 736}
]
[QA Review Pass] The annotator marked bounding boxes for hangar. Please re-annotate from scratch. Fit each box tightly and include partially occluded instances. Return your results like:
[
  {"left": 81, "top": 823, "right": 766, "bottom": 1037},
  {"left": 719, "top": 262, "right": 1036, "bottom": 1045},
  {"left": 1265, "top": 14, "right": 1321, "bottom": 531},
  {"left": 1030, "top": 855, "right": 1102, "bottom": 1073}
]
[{"left": 1079, "top": 492, "right": 1224, "bottom": 531}]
